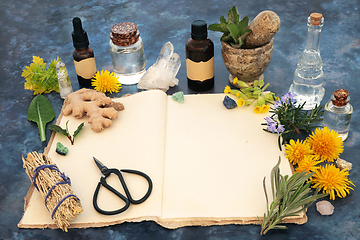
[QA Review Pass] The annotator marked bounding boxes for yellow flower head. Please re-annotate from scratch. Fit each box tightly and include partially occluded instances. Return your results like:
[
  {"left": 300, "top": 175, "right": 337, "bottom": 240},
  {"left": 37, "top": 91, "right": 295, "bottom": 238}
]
[
  {"left": 92, "top": 70, "right": 122, "bottom": 94},
  {"left": 260, "top": 104, "right": 270, "bottom": 113},
  {"left": 224, "top": 86, "right": 231, "bottom": 94},
  {"left": 284, "top": 139, "right": 312, "bottom": 165},
  {"left": 311, "top": 164, "right": 355, "bottom": 200},
  {"left": 233, "top": 77, "right": 239, "bottom": 84},
  {"left": 253, "top": 106, "right": 261, "bottom": 114},
  {"left": 307, "top": 127, "right": 343, "bottom": 162},
  {"left": 295, "top": 155, "right": 321, "bottom": 173},
  {"left": 237, "top": 98, "right": 245, "bottom": 107}
]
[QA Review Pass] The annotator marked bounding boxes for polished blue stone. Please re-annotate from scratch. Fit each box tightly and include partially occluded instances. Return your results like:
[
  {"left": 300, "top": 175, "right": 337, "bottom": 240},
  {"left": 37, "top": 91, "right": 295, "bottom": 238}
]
[{"left": 223, "top": 95, "right": 237, "bottom": 109}]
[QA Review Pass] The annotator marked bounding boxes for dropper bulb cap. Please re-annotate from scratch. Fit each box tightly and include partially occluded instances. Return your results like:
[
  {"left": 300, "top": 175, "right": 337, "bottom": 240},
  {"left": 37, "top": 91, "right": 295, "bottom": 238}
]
[{"left": 72, "top": 17, "right": 89, "bottom": 49}]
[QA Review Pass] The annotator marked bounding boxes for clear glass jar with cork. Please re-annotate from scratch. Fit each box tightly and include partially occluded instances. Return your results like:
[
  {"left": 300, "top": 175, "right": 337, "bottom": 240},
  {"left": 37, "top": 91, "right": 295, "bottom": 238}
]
[
  {"left": 109, "top": 22, "right": 146, "bottom": 85},
  {"left": 322, "top": 89, "right": 353, "bottom": 141}
]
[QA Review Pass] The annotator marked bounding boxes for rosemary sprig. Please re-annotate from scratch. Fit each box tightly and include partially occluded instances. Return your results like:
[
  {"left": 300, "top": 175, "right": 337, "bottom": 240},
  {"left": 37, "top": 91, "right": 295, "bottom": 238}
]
[
  {"left": 262, "top": 92, "right": 324, "bottom": 150},
  {"left": 258, "top": 157, "right": 328, "bottom": 235}
]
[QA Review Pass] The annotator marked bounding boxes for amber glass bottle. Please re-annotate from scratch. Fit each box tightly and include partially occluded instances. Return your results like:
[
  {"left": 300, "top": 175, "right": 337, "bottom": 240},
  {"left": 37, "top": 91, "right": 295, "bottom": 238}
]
[
  {"left": 186, "top": 20, "right": 214, "bottom": 91},
  {"left": 72, "top": 17, "right": 97, "bottom": 87}
]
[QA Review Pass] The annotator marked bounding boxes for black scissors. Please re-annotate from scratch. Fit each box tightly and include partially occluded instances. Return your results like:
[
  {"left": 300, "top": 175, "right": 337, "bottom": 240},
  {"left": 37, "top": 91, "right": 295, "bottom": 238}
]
[{"left": 93, "top": 157, "right": 153, "bottom": 215}]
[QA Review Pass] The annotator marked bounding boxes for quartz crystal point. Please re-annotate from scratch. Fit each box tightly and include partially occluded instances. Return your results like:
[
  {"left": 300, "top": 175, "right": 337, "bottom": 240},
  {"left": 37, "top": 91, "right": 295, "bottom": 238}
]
[
  {"left": 316, "top": 200, "right": 334, "bottom": 216},
  {"left": 137, "top": 42, "right": 181, "bottom": 92}
]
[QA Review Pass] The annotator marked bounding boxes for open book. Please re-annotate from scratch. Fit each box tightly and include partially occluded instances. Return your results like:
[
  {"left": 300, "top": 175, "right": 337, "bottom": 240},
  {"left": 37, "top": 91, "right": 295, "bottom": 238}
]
[{"left": 18, "top": 90, "right": 306, "bottom": 229}]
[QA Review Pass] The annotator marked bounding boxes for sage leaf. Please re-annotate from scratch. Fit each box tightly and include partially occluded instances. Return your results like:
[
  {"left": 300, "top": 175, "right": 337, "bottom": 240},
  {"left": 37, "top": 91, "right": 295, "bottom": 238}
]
[
  {"left": 49, "top": 124, "right": 69, "bottom": 137},
  {"left": 27, "top": 95, "right": 55, "bottom": 142},
  {"left": 73, "top": 122, "right": 84, "bottom": 138}
]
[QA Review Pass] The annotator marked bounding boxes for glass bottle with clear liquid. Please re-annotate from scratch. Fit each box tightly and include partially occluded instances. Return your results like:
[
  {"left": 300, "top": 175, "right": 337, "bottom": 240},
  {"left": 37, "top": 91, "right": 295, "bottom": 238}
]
[
  {"left": 109, "top": 22, "right": 145, "bottom": 85},
  {"left": 323, "top": 89, "right": 353, "bottom": 141},
  {"left": 289, "top": 13, "right": 325, "bottom": 110}
]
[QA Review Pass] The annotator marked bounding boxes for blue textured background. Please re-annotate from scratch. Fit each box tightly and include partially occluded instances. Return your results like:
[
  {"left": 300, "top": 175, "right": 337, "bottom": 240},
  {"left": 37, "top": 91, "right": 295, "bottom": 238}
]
[{"left": 0, "top": 0, "right": 359, "bottom": 239}]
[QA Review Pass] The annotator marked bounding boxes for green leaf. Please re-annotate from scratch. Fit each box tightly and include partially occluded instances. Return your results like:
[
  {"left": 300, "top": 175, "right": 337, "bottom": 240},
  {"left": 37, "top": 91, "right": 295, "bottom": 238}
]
[
  {"left": 49, "top": 124, "right": 69, "bottom": 137},
  {"left": 238, "top": 16, "right": 250, "bottom": 31},
  {"left": 28, "top": 95, "right": 55, "bottom": 142},
  {"left": 73, "top": 122, "right": 84, "bottom": 138},
  {"left": 231, "top": 6, "right": 240, "bottom": 23},
  {"left": 220, "top": 15, "right": 227, "bottom": 24},
  {"left": 227, "top": 23, "right": 240, "bottom": 43}
]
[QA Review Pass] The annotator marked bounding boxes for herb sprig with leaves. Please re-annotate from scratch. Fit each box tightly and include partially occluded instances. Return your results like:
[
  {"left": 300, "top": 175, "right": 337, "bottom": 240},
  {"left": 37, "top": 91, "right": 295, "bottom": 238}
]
[
  {"left": 259, "top": 158, "right": 328, "bottom": 235},
  {"left": 22, "top": 56, "right": 61, "bottom": 95},
  {"left": 49, "top": 121, "right": 84, "bottom": 145},
  {"left": 263, "top": 92, "right": 324, "bottom": 150}
]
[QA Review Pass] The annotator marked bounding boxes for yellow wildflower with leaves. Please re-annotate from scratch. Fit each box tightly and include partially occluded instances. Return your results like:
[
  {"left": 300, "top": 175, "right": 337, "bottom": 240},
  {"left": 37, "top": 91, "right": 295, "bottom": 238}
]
[
  {"left": 22, "top": 56, "right": 61, "bottom": 95},
  {"left": 223, "top": 78, "right": 274, "bottom": 113}
]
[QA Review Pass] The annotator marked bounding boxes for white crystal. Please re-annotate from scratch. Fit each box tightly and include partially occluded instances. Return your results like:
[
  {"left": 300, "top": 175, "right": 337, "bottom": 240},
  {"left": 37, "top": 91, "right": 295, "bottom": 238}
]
[
  {"left": 316, "top": 200, "right": 334, "bottom": 216},
  {"left": 137, "top": 41, "right": 181, "bottom": 92},
  {"left": 336, "top": 158, "right": 352, "bottom": 171}
]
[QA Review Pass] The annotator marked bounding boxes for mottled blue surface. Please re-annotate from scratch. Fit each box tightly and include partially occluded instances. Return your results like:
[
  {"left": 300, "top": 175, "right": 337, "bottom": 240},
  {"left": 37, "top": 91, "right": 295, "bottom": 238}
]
[{"left": 1, "top": 0, "right": 360, "bottom": 239}]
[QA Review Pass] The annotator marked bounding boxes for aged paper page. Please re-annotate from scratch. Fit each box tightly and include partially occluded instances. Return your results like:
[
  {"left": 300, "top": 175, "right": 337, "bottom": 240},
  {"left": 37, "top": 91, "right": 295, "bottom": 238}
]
[
  {"left": 19, "top": 90, "right": 168, "bottom": 228},
  {"left": 160, "top": 93, "right": 296, "bottom": 227}
]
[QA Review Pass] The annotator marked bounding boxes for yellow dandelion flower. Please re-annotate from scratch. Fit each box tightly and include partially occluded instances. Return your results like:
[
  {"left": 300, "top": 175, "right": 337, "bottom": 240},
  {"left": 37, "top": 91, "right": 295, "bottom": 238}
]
[
  {"left": 260, "top": 104, "right": 270, "bottom": 113},
  {"left": 284, "top": 139, "right": 312, "bottom": 165},
  {"left": 233, "top": 77, "right": 239, "bottom": 84},
  {"left": 224, "top": 86, "right": 231, "bottom": 94},
  {"left": 307, "top": 127, "right": 343, "bottom": 162},
  {"left": 91, "top": 70, "right": 122, "bottom": 94},
  {"left": 253, "top": 106, "right": 261, "bottom": 114},
  {"left": 237, "top": 98, "right": 245, "bottom": 107},
  {"left": 235, "top": 92, "right": 240, "bottom": 98},
  {"left": 311, "top": 164, "right": 355, "bottom": 200},
  {"left": 295, "top": 155, "right": 321, "bottom": 173}
]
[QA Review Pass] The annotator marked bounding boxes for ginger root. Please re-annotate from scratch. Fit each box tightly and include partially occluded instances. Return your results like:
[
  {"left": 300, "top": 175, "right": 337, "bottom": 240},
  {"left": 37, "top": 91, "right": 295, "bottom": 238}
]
[{"left": 62, "top": 88, "right": 124, "bottom": 132}]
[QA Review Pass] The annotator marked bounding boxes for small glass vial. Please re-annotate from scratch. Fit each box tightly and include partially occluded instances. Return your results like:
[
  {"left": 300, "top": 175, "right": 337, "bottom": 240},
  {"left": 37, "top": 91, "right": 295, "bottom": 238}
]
[
  {"left": 56, "top": 61, "right": 73, "bottom": 99},
  {"left": 109, "top": 22, "right": 145, "bottom": 85},
  {"left": 323, "top": 89, "right": 353, "bottom": 141}
]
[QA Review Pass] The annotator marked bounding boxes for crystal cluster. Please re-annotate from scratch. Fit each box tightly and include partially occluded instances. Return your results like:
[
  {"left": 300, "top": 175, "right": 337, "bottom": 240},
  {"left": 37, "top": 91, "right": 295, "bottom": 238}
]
[{"left": 137, "top": 42, "right": 180, "bottom": 92}]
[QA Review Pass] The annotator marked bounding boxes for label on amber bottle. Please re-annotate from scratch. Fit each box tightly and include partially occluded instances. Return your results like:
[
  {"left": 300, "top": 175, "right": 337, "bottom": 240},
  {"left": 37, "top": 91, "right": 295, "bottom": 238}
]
[
  {"left": 186, "top": 57, "right": 214, "bottom": 82},
  {"left": 74, "top": 57, "right": 97, "bottom": 79}
]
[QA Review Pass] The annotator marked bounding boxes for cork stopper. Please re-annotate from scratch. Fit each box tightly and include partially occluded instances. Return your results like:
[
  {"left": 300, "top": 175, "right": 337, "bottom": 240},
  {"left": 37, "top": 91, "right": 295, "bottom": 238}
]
[
  {"left": 310, "top": 13, "right": 323, "bottom": 26},
  {"left": 110, "top": 22, "right": 140, "bottom": 46},
  {"left": 331, "top": 89, "right": 349, "bottom": 107}
]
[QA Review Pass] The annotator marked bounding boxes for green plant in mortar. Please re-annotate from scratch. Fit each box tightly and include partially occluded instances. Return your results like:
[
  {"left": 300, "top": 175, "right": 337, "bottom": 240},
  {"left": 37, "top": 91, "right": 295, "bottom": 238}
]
[
  {"left": 27, "top": 95, "right": 55, "bottom": 142},
  {"left": 208, "top": 5, "right": 251, "bottom": 49}
]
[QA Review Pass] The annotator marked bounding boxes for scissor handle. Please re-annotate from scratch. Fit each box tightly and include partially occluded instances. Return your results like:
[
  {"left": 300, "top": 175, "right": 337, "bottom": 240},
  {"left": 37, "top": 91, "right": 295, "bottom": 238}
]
[
  {"left": 93, "top": 168, "right": 153, "bottom": 215},
  {"left": 93, "top": 177, "right": 130, "bottom": 215},
  {"left": 120, "top": 169, "right": 153, "bottom": 204}
]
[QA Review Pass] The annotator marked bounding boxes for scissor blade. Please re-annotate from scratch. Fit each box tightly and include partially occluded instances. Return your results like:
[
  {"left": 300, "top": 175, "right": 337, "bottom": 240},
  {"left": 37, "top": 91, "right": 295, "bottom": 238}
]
[{"left": 93, "top": 157, "right": 107, "bottom": 173}]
